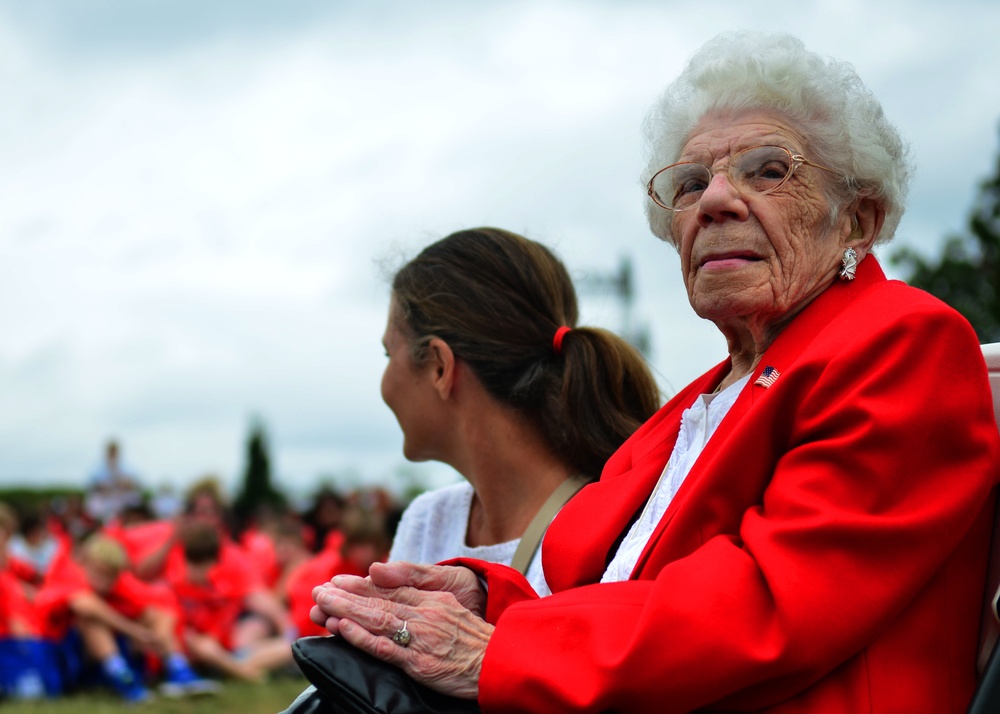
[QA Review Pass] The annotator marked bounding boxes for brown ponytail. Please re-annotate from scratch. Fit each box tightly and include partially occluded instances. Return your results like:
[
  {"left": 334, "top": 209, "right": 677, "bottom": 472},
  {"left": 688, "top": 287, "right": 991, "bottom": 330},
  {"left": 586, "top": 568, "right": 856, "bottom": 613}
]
[{"left": 392, "top": 227, "right": 660, "bottom": 478}]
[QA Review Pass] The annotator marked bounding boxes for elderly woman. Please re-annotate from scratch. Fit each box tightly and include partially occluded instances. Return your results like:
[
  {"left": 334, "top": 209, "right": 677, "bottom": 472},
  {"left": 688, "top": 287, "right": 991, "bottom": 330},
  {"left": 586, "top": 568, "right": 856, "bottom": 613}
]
[{"left": 309, "top": 32, "right": 1000, "bottom": 713}]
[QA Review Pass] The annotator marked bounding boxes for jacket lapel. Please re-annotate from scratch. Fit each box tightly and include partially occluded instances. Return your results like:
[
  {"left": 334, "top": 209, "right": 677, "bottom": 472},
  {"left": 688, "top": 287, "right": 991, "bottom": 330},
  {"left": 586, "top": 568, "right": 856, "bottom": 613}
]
[{"left": 626, "top": 257, "right": 889, "bottom": 578}]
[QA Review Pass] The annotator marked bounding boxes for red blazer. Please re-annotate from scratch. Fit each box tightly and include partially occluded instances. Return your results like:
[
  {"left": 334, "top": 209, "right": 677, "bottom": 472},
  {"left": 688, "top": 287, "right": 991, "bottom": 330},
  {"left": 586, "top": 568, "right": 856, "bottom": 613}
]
[{"left": 461, "top": 258, "right": 1000, "bottom": 713}]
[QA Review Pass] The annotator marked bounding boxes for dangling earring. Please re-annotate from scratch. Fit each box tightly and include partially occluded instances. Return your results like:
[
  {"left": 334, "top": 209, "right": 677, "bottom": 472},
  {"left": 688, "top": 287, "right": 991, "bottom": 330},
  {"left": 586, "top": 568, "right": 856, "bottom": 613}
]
[{"left": 839, "top": 247, "right": 858, "bottom": 281}]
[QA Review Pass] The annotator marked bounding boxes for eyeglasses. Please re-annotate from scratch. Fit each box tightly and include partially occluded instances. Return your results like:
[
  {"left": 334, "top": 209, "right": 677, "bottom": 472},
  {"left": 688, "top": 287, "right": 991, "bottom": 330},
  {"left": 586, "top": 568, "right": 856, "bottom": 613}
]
[{"left": 646, "top": 145, "right": 840, "bottom": 212}]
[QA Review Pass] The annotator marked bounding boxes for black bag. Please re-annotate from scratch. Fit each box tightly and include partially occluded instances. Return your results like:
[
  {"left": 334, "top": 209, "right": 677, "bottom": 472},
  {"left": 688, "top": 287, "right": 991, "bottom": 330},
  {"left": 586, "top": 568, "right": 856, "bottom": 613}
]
[{"left": 286, "top": 635, "right": 482, "bottom": 714}]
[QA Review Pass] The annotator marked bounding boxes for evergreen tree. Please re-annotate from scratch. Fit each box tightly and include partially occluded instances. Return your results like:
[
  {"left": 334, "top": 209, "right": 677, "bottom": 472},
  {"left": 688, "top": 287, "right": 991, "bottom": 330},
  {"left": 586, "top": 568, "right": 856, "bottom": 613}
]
[
  {"left": 892, "top": 127, "right": 1000, "bottom": 342},
  {"left": 233, "top": 418, "right": 286, "bottom": 530}
]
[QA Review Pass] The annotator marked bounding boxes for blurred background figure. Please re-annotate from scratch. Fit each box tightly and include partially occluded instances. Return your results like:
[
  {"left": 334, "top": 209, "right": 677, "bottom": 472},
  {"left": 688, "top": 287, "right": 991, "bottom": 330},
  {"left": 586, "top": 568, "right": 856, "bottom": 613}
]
[
  {"left": 300, "top": 487, "right": 345, "bottom": 554},
  {"left": 84, "top": 440, "right": 143, "bottom": 525},
  {"left": 0, "top": 501, "right": 54, "bottom": 701},
  {"left": 34, "top": 533, "right": 219, "bottom": 702},
  {"left": 7, "top": 505, "right": 66, "bottom": 583},
  {"left": 252, "top": 511, "right": 311, "bottom": 600},
  {"left": 150, "top": 483, "right": 182, "bottom": 521},
  {"left": 128, "top": 476, "right": 234, "bottom": 582},
  {"left": 173, "top": 521, "right": 296, "bottom": 682},
  {"left": 48, "top": 494, "right": 97, "bottom": 545},
  {"left": 285, "top": 505, "right": 390, "bottom": 638}
]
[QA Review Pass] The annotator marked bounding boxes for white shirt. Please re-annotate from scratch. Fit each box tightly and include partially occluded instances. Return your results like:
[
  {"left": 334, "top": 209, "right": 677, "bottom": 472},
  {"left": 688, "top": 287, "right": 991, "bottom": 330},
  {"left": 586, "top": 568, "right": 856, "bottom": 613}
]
[
  {"left": 601, "top": 374, "right": 751, "bottom": 583},
  {"left": 390, "top": 481, "right": 552, "bottom": 597}
]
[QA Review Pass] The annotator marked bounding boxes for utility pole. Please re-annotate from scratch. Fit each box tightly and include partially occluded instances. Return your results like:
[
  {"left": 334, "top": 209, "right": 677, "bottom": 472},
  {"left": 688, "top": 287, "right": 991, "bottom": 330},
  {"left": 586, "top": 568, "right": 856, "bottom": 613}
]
[{"left": 576, "top": 256, "right": 652, "bottom": 358}]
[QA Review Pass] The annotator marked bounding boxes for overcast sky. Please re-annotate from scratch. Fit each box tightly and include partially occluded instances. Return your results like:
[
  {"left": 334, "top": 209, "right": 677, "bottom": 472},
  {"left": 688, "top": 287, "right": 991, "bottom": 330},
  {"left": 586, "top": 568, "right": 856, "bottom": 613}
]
[{"left": 1, "top": 0, "right": 998, "bottom": 501}]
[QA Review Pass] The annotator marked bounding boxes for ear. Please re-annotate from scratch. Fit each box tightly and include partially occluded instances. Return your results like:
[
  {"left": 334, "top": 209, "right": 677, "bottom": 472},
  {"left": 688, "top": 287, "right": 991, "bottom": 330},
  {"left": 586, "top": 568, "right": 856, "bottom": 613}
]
[
  {"left": 425, "top": 337, "right": 457, "bottom": 400},
  {"left": 842, "top": 197, "right": 885, "bottom": 260}
]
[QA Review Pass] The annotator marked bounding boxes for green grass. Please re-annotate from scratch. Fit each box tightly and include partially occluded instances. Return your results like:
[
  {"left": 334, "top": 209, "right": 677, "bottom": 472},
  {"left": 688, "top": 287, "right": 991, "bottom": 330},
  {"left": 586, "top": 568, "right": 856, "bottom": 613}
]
[{"left": 2, "top": 676, "right": 309, "bottom": 714}]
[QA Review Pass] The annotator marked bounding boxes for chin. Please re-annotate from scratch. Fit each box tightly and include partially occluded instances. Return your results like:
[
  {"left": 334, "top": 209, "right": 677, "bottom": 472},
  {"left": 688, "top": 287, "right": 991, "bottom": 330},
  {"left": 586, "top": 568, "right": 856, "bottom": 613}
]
[
  {"left": 691, "top": 287, "right": 773, "bottom": 322},
  {"left": 400, "top": 444, "right": 427, "bottom": 463}
]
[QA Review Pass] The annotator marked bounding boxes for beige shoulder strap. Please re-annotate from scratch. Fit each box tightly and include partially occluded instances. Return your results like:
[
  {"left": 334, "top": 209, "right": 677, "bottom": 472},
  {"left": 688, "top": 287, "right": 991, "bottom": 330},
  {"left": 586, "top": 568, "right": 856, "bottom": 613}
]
[{"left": 510, "top": 475, "right": 590, "bottom": 576}]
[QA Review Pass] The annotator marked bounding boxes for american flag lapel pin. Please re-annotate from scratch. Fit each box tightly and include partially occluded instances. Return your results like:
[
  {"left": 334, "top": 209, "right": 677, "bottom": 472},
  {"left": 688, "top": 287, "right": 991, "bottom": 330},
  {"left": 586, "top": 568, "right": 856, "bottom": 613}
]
[{"left": 754, "top": 365, "right": 781, "bottom": 388}]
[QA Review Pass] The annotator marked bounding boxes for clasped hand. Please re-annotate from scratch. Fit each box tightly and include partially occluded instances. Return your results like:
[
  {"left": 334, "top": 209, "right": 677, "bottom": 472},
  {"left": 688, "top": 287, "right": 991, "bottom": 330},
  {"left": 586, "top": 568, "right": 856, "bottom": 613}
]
[{"left": 310, "top": 561, "right": 493, "bottom": 699}]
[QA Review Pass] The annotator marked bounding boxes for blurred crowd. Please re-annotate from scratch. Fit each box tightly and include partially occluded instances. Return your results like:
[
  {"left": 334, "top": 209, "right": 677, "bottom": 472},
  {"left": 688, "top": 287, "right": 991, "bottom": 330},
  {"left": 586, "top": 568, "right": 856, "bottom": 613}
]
[{"left": 0, "top": 440, "right": 406, "bottom": 703}]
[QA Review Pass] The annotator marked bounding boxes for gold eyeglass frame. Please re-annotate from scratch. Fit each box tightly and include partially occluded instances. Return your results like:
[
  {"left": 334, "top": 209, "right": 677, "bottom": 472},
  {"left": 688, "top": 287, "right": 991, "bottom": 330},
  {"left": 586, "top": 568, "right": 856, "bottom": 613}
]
[{"left": 646, "top": 145, "right": 841, "bottom": 212}]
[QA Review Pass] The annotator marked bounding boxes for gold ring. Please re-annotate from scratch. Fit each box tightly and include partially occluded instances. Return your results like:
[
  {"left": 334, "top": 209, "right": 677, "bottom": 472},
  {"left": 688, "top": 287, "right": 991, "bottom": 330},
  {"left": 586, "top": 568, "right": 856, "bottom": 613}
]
[{"left": 392, "top": 620, "right": 411, "bottom": 647}]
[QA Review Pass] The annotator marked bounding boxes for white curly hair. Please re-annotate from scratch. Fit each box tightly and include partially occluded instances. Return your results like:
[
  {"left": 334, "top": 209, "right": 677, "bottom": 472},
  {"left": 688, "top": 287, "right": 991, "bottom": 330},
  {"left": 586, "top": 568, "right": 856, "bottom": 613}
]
[{"left": 641, "top": 32, "right": 913, "bottom": 247}]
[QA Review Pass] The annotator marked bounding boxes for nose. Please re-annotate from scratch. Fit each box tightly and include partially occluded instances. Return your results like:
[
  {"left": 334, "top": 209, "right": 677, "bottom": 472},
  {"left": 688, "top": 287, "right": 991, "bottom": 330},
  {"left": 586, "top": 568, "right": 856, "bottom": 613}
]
[{"left": 696, "top": 172, "right": 750, "bottom": 227}]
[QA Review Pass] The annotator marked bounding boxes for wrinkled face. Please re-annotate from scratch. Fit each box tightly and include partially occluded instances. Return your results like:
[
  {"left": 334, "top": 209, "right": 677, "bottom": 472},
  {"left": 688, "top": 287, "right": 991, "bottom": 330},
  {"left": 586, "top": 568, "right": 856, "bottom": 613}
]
[
  {"left": 671, "top": 110, "right": 850, "bottom": 332},
  {"left": 379, "top": 298, "right": 443, "bottom": 462}
]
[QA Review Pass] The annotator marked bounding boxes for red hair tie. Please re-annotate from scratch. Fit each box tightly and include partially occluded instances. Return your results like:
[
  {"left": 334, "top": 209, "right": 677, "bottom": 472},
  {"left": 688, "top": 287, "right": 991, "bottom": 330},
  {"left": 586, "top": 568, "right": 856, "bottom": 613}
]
[{"left": 552, "top": 326, "right": 571, "bottom": 354}]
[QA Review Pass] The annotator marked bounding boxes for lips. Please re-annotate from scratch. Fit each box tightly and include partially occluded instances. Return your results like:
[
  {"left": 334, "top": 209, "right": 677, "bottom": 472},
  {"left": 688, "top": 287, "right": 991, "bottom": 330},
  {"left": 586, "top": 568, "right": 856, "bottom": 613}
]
[{"left": 698, "top": 251, "right": 763, "bottom": 268}]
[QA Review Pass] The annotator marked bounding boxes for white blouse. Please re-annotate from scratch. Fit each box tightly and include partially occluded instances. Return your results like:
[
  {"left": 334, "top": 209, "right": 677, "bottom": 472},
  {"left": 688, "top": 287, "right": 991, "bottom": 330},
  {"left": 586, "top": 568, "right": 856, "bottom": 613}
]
[
  {"left": 390, "top": 481, "right": 551, "bottom": 596},
  {"left": 601, "top": 374, "right": 750, "bottom": 583}
]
